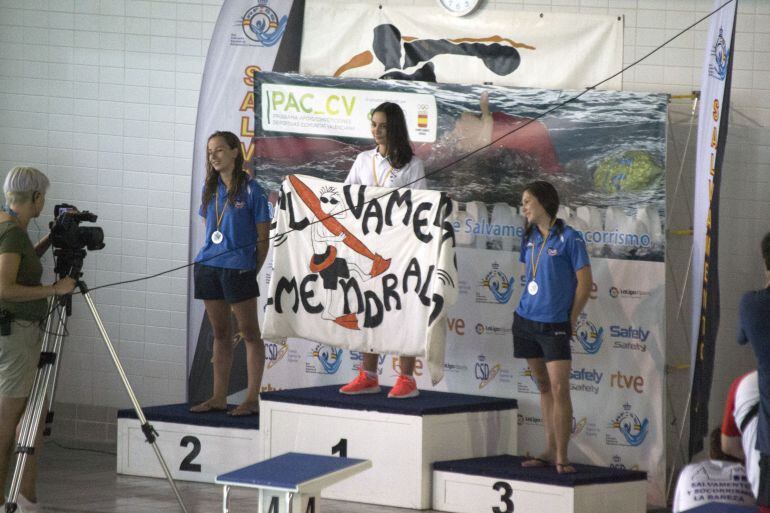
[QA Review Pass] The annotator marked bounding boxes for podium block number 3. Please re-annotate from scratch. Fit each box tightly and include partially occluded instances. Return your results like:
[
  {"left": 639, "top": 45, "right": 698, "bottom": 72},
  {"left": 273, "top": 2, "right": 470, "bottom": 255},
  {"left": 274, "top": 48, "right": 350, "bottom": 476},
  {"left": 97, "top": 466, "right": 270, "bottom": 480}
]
[
  {"left": 492, "top": 481, "right": 513, "bottom": 513},
  {"left": 179, "top": 435, "right": 202, "bottom": 472},
  {"left": 331, "top": 438, "right": 347, "bottom": 458}
]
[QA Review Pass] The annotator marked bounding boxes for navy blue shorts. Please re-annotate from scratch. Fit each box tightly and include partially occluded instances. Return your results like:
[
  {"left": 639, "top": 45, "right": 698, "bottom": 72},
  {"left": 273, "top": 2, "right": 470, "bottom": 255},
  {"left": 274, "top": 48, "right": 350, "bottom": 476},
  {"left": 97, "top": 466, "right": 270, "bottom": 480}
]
[
  {"left": 512, "top": 311, "right": 572, "bottom": 362},
  {"left": 194, "top": 264, "right": 259, "bottom": 304}
]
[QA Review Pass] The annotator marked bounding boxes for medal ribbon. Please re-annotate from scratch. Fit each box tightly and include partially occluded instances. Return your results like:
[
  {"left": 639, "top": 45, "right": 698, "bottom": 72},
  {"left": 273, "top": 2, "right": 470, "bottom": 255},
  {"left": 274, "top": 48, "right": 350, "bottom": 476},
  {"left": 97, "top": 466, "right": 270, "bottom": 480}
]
[
  {"left": 530, "top": 220, "right": 555, "bottom": 284},
  {"left": 371, "top": 154, "right": 394, "bottom": 186},
  {"left": 214, "top": 191, "right": 228, "bottom": 234}
]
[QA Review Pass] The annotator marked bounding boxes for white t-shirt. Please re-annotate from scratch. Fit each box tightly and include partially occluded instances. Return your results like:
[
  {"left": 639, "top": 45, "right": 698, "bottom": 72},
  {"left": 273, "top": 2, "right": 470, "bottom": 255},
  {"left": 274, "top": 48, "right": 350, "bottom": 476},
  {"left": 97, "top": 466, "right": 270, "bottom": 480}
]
[
  {"left": 345, "top": 148, "right": 426, "bottom": 190},
  {"left": 672, "top": 459, "right": 755, "bottom": 512},
  {"left": 733, "top": 371, "right": 761, "bottom": 497}
]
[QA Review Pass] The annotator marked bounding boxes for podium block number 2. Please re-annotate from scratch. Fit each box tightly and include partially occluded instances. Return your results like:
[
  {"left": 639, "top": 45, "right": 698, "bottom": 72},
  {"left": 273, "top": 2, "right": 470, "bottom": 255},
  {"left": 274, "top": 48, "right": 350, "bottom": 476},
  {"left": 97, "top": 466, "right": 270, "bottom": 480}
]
[
  {"left": 492, "top": 481, "right": 513, "bottom": 513},
  {"left": 179, "top": 435, "right": 202, "bottom": 472}
]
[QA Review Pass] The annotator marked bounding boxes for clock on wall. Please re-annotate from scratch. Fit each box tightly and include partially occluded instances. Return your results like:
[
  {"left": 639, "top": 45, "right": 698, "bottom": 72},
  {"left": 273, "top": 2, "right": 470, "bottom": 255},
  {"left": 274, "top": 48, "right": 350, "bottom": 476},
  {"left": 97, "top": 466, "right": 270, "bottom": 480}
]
[{"left": 436, "top": 0, "right": 481, "bottom": 17}]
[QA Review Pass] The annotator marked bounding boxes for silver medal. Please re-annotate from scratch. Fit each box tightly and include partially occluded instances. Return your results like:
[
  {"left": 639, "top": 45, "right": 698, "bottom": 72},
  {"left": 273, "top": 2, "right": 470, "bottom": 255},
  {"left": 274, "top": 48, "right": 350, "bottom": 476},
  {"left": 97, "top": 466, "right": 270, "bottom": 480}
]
[
  {"left": 211, "top": 230, "right": 224, "bottom": 244},
  {"left": 527, "top": 281, "right": 539, "bottom": 295}
]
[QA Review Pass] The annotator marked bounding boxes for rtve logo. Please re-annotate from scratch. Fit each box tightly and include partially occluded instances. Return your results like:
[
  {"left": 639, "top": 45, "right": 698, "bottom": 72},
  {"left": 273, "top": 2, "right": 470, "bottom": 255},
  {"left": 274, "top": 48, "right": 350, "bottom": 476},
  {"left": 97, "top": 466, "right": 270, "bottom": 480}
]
[
  {"left": 610, "top": 370, "right": 645, "bottom": 393},
  {"left": 447, "top": 317, "right": 465, "bottom": 336}
]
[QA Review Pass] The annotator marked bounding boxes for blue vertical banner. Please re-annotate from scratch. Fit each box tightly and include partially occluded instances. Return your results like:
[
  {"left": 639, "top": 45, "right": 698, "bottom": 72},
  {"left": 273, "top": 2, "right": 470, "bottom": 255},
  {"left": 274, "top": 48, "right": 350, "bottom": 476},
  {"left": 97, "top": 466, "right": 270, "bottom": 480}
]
[
  {"left": 689, "top": 0, "right": 737, "bottom": 458},
  {"left": 187, "top": 0, "right": 305, "bottom": 403}
]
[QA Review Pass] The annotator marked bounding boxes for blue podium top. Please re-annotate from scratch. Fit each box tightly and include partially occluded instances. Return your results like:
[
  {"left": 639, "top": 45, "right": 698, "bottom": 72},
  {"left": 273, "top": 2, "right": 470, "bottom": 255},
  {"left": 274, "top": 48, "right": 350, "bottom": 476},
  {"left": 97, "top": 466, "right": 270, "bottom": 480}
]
[
  {"left": 216, "top": 452, "right": 368, "bottom": 491},
  {"left": 433, "top": 455, "right": 647, "bottom": 487},
  {"left": 260, "top": 385, "right": 517, "bottom": 416},
  {"left": 683, "top": 505, "right": 759, "bottom": 513},
  {"left": 117, "top": 403, "right": 258, "bottom": 429}
]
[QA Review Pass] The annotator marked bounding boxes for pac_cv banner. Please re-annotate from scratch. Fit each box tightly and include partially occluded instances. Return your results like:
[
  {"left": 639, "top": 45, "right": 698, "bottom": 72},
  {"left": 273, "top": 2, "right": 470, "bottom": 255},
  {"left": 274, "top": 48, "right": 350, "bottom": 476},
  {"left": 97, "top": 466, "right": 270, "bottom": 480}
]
[
  {"left": 261, "top": 174, "right": 458, "bottom": 384},
  {"left": 260, "top": 83, "right": 438, "bottom": 142}
]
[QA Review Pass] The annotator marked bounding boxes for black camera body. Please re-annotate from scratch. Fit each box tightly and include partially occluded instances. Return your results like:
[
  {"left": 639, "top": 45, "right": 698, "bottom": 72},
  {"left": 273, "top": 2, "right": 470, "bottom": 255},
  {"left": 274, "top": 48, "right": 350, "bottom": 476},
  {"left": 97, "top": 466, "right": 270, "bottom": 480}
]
[
  {"left": 50, "top": 204, "right": 105, "bottom": 252},
  {"left": 50, "top": 204, "right": 105, "bottom": 280}
]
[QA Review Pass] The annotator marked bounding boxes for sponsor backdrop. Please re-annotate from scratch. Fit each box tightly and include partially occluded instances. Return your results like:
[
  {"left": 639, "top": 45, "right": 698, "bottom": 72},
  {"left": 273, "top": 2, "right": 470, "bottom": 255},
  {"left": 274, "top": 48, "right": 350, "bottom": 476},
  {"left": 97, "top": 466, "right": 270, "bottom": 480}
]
[
  {"left": 186, "top": 0, "right": 305, "bottom": 403},
  {"left": 252, "top": 71, "right": 667, "bottom": 505},
  {"left": 299, "top": 3, "right": 623, "bottom": 90}
]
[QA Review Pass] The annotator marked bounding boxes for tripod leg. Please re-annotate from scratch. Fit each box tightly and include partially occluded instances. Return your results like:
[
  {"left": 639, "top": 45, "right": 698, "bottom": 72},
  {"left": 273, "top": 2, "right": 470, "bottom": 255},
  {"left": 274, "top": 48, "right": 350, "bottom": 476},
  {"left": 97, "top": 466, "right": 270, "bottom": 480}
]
[
  {"left": 6, "top": 299, "right": 67, "bottom": 513},
  {"left": 79, "top": 284, "right": 189, "bottom": 513}
]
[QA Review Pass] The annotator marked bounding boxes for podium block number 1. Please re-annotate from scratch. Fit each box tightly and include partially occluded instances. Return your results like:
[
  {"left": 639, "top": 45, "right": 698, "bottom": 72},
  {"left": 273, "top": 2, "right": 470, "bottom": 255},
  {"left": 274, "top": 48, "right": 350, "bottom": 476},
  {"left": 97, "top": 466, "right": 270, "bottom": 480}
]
[
  {"left": 179, "top": 435, "right": 202, "bottom": 472},
  {"left": 492, "top": 481, "right": 514, "bottom": 513},
  {"left": 331, "top": 438, "right": 347, "bottom": 458}
]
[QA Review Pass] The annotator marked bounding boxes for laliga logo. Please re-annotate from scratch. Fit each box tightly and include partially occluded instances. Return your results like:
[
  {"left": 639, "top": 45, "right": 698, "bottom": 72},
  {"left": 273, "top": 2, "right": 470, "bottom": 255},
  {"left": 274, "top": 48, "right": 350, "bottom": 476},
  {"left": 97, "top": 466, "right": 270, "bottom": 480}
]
[
  {"left": 265, "top": 341, "right": 289, "bottom": 369},
  {"left": 312, "top": 344, "right": 343, "bottom": 374},
  {"left": 481, "top": 263, "right": 514, "bottom": 304},
  {"left": 610, "top": 403, "right": 649, "bottom": 447},
  {"left": 474, "top": 355, "right": 500, "bottom": 389},
  {"left": 573, "top": 314, "right": 604, "bottom": 355},
  {"left": 571, "top": 416, "right": 587, "bottom": 437},
  {"left": 242, "top": 1, "right": 287, "bottom": 47}
]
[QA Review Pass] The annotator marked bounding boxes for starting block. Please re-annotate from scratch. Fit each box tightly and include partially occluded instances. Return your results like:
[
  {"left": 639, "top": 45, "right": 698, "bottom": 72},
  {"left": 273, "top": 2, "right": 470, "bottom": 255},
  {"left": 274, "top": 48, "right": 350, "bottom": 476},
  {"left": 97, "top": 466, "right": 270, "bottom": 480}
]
[
  {"left": 432, "top": 455, "right": 648, "bottom": 513},
  {"left": 215, "top": 452, "right": 371, "bottom": 513}
]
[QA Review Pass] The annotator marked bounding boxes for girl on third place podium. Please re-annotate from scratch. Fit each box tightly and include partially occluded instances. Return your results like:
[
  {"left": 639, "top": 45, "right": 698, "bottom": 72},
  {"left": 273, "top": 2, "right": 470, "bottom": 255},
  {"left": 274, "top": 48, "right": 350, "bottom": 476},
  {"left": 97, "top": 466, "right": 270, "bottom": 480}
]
[
  {"left": 513, "top": 181, "right": 592, "bottom": 473},
  {"left": 190, "top": 131, "right": 271, "bottom": 416},
  {"left": 339, "top": 102, "right": 427, "bottom": 399}
]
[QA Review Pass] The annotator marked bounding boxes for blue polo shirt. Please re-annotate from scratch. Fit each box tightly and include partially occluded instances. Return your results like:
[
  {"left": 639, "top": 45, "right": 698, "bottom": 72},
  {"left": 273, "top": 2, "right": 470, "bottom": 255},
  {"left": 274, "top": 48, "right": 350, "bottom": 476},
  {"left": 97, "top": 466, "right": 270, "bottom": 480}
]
[
  {"left": 515, "top": 221, "right": 590, "bottom": 323},
  {"left": 738, "top": 287, "right": 770, "bottom": 455},
  {"left": 195, "top": 175, "right": 271, "bottom": 270}
]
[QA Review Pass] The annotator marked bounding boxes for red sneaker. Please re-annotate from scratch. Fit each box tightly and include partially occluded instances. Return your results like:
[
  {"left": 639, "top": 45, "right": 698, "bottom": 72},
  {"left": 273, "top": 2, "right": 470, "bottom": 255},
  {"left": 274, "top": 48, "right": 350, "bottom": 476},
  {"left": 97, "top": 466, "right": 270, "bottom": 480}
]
[
  {"left": 339, "top": 369, "right": 380, "bottom": 395},
  {"left": 388, "top": 375, "right": 419, "bottom": 399}
]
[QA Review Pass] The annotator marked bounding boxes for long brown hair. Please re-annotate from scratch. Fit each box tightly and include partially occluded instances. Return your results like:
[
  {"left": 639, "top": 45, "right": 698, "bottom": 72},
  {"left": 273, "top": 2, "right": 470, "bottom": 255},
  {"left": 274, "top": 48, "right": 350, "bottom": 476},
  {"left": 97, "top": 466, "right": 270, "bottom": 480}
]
[
  {"left": 372, "top": 102, "right": 414, "bottom": 169},
  {"left": 522, "top": 180, "right": 562, "bottom": 242},
  {"left": 201, "top": 131, "right": 248, "bottom": 213}
]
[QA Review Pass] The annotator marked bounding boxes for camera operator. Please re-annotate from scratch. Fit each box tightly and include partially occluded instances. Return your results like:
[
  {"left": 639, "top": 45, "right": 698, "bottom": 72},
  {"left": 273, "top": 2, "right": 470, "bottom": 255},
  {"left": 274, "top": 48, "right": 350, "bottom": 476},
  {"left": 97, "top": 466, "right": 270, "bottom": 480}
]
[{"left": 0, "top": 166, "right": 76, "bottom": 508}]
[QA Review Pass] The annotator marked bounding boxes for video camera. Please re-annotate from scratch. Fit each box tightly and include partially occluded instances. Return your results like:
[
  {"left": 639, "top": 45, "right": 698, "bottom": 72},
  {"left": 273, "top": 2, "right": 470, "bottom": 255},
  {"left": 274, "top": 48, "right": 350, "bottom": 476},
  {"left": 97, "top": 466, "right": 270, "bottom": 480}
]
[
  {"left": 50, "top": 204, "right": 105, "bottom": 280},
  {"left": 50, "top": 204, "right": 105, "bottom": 251}
]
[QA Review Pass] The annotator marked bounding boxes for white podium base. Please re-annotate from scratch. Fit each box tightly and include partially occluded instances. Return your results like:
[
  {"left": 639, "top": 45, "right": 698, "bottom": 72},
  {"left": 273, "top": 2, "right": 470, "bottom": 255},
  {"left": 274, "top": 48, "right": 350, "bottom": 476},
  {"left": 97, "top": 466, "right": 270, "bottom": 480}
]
[
  {"left": 260, "top": 386, "right": 518, "bottom": 510},
  {"left": 116, "top": 405, "right": 261, "bottom": 483},
  {"left": 432, "top": 456, "right": 647, "bottom": 513}
]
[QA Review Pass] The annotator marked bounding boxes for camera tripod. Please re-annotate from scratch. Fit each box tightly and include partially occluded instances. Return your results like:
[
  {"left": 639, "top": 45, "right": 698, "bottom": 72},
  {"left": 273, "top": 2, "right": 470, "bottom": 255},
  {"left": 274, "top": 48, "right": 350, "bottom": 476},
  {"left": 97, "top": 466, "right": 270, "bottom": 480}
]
[{"left": 5, "top": 279, "right": 189, "bottom": 513}]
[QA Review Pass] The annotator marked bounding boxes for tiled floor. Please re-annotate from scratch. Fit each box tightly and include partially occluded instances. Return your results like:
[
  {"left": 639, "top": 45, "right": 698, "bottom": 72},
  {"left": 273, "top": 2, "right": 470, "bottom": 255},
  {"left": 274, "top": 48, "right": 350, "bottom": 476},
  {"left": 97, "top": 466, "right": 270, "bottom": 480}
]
[
  {"left": 5, "top": 442, "right": 671, "bottom": 513},
  {"left": 15, "top": 442, "right": 440, "bottom": 513}
]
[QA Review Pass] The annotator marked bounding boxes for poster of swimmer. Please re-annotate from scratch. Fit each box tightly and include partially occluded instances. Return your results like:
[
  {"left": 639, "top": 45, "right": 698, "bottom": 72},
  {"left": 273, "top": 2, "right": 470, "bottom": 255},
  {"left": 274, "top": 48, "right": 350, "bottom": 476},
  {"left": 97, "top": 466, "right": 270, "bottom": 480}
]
[{"left": 252, "top": 71, "right": 667, "bottom": 506}]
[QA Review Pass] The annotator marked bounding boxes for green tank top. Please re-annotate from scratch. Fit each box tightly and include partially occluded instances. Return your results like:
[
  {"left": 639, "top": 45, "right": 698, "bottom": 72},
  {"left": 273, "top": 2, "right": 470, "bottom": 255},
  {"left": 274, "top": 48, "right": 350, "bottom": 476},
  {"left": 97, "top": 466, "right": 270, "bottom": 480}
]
[{"left": 0, "top": 221, "right": 47, "bottom": 321}]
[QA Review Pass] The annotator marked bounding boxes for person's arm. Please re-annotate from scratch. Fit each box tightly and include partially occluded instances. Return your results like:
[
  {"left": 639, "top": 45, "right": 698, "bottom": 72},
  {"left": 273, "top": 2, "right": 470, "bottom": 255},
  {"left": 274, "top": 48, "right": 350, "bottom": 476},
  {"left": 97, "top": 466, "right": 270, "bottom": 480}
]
[
  {"left": 409, "top": 158, "right": 427, "bottom": 190},
  {"left": 720, "top": 373, "right": 746, "bottom": 460},
  {"left": 570, "top": 265, "right": 592, "bottom": 332},
  {"left": 721, "top": 434, "right": 745, "bottom": 461},
  {"left": 345, "top": 153, "right": 363, "bottom": 185},
  {"left": 34, "top": 233, "right": 51, "bottom": 257},
  {"left": 737, "top": 294, "right": 749, "bottom": 345},
  {"left": 0, "top": 253, "right": 75, "bottom": 301},
  {"left": 255, "top": 221, "right": 269, "bottom": 273}
]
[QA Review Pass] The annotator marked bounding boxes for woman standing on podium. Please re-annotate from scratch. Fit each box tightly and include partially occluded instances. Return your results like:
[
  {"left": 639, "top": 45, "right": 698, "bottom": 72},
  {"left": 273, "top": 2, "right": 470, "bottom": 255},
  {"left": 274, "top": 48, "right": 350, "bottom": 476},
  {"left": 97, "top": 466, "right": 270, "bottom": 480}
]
[
  {"left": 338, "top": 102, "right": 427, "bottom": 399},
  {"left": 190, "top": 131, "right": 271, "bottom": 416},
  {"left": 513, "top": 181, "right": 592, "bottom": 474}
]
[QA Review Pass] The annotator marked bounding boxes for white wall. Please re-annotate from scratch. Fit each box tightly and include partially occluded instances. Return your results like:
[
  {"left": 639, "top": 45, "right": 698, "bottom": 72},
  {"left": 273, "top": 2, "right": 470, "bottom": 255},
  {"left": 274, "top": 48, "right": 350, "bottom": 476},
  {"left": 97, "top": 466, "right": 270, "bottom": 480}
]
[{"left": 0, "top": 0, "right": 767, "bottom": 462}]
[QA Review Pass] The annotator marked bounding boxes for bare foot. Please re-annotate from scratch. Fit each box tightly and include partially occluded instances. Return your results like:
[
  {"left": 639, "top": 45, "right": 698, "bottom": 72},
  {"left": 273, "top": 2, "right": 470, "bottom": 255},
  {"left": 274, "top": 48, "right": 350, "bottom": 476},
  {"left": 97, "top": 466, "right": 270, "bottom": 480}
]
[
  {"left": 189, "top": 399, "right": 227, "bottom": 413},
  {"left": 228, "top": 401, "right": 259, "bottom": 417},
  {"left": 521, "top": 456, "right": 553, "bottom": 468},
  {"left": 556, "top": 462, "right": 576, "bottom": 474}
]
